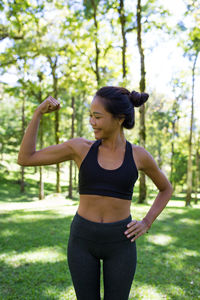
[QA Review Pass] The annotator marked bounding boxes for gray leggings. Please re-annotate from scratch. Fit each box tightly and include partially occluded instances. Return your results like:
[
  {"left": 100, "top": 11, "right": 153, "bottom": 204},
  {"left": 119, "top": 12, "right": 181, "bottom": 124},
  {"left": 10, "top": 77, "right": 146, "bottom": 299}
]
[{"left": 67, "top": 212, "right": 137, "bottom": 300}]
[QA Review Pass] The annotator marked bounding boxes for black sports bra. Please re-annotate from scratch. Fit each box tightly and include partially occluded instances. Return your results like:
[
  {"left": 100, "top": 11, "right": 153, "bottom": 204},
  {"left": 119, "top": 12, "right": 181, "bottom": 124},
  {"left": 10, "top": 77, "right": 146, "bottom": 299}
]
[{"left": 78, "top": 139, "right": 138, "bottom": 200}]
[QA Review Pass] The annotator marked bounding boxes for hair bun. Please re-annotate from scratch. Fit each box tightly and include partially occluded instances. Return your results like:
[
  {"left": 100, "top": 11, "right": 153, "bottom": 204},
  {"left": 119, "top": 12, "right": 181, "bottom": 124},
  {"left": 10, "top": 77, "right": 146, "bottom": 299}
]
[{"left": 129, "top": 90, "right": 149, "bottom": 107}]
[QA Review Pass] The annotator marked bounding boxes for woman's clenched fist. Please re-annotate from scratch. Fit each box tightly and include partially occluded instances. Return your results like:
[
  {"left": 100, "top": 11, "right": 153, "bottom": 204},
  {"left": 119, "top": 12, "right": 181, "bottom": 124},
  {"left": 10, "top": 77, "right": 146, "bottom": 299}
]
[{"left": 37, "top": 96, "right": 60, "bottom": 114}]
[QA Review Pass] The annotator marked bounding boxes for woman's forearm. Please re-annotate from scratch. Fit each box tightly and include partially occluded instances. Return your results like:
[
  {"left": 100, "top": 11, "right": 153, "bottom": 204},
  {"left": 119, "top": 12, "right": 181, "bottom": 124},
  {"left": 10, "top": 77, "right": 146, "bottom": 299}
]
[
  {"left": 142, "top": 187, "right": 173, "bottom": 229},
  {"left": 18, "top": 108, "right": 42, "bottom": 164}
]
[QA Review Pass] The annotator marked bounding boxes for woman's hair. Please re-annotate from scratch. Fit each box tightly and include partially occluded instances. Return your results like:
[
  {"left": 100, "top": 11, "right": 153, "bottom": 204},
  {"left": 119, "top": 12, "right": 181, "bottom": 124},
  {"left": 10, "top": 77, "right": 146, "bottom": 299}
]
[{"left": 95, "top": 86, "right": 149, "bottom": 129}]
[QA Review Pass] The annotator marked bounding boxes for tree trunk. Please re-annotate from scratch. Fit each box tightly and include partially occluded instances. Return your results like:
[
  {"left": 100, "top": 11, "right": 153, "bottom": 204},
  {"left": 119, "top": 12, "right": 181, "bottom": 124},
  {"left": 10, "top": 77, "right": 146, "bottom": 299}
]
[
  {"left": 47, "top": 55, "right": 61, "bottom": 193},
  {"left": 20, "top": 166, "right": 25, "bottom": 192},
  {"left": 37, "top": 73, "right": 45, "bottom": 200},
  {"left": 194, "top": 136, "right": 199, "bottom": 204},
  {"left": 0, "top": 142, "right": 4, "bottom": 161},
  {"left": 39, "top": 117, "right": 44, "bottom": 200},
  {"left": 55, "top": 109, "right": 61, "bottom": 193},
  {"left": 39, "top": 166, "right": 44, "bottom": 200},
  {"left": 75, "top": 93, "right": 84, "bottom": 191},
  {"left": 118, "top": 0, "right": 127, "bottom": 79},
  {"left": 20, "top": 96, "right": 25, "bottom": 193},
  {"left": 170, "top": 120, "right": 175, "bottom": 191},
  {"left": 91, "top": 0, "right": 100, "bottom": 86},
  {"left": 158, "top": 141, "right": 162, "bottom": 169},
  {"left": 137, "top": 0, "right": 147, "bottom": 203},
  {"left": 186, "top": 52, "right": 198, "bottom": 206},
  {"left": 53, "top": 57, "right": 61, "bottom": 193},
  {"left": 74, "top": 163, "right": 76, "bottom": 188},
  {"left": 68, "top": 96, "right": 75, "bottom": 199},
  {"left": 68, "top": 161, "right": 73, "bottom": 199}
]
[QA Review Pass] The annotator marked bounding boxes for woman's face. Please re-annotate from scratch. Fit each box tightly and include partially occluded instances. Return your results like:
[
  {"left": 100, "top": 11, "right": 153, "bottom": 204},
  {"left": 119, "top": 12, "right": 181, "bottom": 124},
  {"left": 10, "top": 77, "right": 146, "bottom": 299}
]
[{"left": 89, "top": 96, "right": 121, "bottom": 140}]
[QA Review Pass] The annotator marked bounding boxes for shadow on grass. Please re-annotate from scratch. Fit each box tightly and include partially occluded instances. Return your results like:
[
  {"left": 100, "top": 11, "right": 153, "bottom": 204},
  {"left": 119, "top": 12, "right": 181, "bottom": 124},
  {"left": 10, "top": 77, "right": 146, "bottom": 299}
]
[
  {"left": 0, "top": 260, "right": 72, "bottom": 299},
  {"left": 0, "top": 178, "right": 52, "bottom": 204},
  {"left": 0, "top": 171, "right": 70, "bottom": 203},
  {"left": 132, "top": 207, "right": 200, "bottom": 299},
  {"left": 0, "top": 211, "right": 75, "bottom": 299},
  {"left": 0, "top": 204, "right": 200, "bottom": 299}
]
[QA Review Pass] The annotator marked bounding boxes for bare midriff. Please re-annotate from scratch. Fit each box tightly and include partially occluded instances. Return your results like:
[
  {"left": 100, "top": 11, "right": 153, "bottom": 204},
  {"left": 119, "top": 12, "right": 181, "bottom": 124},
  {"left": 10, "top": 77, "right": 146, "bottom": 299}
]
[{"left": 77, "top": 194, "right": 131, "bottom": 223}]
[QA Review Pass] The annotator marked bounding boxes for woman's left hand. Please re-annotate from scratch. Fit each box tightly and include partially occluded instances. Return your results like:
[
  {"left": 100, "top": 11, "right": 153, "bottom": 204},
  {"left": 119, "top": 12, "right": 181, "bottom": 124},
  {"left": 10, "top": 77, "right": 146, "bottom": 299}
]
[{"left": 124, "top": 220, "right": 149, "bottom": 242}]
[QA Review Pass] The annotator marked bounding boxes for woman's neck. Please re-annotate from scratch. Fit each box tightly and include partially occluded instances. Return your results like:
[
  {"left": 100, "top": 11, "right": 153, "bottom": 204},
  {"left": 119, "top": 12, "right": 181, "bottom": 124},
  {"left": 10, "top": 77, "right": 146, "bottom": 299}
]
[{"left": 101, "top": 130, "right": 126, "bottom": 150}]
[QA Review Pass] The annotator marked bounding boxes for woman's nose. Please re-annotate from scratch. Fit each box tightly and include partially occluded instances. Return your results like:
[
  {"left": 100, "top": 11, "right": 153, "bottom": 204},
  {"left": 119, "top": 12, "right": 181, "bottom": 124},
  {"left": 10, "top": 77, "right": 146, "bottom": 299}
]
[{"left": 90, "top": 117, "right": 96, "bottom": 126}]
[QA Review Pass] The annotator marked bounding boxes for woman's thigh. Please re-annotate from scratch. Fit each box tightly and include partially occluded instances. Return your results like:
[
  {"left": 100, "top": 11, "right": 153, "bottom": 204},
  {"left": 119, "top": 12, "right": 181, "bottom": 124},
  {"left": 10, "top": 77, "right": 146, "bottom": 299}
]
[
  {"left": 67, "top": 235, "right": 101, "bottom": 300},
  {"left": 103, "top": 241, "right": 137, "bottom": 300}
]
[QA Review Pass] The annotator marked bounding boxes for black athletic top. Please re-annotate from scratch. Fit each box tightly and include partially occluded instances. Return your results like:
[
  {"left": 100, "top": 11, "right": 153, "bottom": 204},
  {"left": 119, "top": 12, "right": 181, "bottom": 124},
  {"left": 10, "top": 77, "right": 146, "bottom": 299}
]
[{"left": 78, "top": 139, "right": 138, "bottom": 200}]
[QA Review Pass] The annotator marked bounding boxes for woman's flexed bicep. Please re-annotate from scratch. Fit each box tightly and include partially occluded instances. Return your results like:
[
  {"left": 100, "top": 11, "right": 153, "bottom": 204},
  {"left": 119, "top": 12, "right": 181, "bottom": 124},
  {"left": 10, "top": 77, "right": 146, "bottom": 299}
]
[
  {"left": 18, "top": 141, "right": 72, "bottom": 166},
  {"left": 18, "top": 96, "right": 61, "bottom": 165},
  {"left": 17, "top": 138, "right": 84, "bottom": 166}
]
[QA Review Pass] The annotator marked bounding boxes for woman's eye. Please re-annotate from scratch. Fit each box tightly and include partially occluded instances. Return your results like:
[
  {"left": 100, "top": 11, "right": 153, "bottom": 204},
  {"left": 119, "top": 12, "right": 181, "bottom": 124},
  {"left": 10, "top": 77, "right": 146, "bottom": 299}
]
[{"left": 89, "top": 114, "right": 100, "bottom": 119}]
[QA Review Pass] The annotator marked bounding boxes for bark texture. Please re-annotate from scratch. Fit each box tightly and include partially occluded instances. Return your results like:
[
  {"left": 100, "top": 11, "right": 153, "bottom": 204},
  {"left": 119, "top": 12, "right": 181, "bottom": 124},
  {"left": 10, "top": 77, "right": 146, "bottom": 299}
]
[
  {"left": 137, "top": 0, "right": 147, "bottom": 203},
  {"left": 186, "top": 52, "right": 198, "bottom": 206}
]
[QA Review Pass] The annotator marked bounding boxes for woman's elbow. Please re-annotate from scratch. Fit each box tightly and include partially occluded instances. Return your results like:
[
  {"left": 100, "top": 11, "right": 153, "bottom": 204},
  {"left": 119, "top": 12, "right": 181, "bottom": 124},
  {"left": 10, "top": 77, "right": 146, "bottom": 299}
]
[
  {"left": 17, "top": 155, "right": 31, "bottom": 166},
  {"left": 165, "top": 182, "right": 173, "bottom": 199},
  {"left": 160, "top": 181, "right": 173, "bottom": 196},
  {"left": 17, "top": 158, "right": 28, "bottom": 166}
]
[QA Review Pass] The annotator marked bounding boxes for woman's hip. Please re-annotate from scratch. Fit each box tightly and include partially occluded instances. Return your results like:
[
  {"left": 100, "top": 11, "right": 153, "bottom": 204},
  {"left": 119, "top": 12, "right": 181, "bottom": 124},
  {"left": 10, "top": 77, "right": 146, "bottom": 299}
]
[{"left": 69, "top": 211, "right": 134, "bottom": 243}]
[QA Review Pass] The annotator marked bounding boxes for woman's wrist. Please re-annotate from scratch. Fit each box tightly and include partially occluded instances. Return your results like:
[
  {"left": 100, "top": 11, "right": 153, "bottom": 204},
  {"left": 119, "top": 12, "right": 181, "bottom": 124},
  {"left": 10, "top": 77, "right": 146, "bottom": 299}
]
[
  {"left": 142, "top": 216, "right": 152, "bottom": 230},
  {"left": 34, "top": 107, "right": 43, "bottom": 117}
]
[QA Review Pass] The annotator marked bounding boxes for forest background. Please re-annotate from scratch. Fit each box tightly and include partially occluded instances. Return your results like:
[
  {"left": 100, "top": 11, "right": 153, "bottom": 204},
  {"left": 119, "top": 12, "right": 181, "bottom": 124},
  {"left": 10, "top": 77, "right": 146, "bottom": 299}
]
[
  {"left": 0, "top": 1, "right": 200, "bottom": 299},
  {"left": 0, "top": 0, "right": 200, "bottom": 205}
]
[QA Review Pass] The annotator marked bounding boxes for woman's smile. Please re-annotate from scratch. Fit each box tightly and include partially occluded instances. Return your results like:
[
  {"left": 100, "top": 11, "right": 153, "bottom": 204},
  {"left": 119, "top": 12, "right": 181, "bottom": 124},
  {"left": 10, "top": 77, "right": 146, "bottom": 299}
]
[{"left": 93, "top": 128, "right": 101, "bottom": 132}]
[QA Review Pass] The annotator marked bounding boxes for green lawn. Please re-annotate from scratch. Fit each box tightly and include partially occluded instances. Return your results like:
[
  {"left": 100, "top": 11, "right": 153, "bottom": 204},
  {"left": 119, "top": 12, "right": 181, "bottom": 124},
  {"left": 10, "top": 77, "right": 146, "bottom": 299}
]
[{"left": 0, "top": 172, "right": 200, "bottom": 299}]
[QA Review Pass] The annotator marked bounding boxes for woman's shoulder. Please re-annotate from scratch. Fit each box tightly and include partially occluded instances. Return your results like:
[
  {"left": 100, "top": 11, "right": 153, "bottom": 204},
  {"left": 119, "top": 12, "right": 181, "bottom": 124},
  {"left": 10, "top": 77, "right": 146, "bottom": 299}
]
[
  {"left": 67, "top": 138, "right": 96, "bottom": 156},
  {"left": 131, "top": 144, "right": 147, "bottom": 155},
  {"left": 130, "top": 143, "right": 154, "bottom": 171},
  {"left": 67, "top": 138, "right": 97, "bottom": 167},
  {"left": 69, "top": 137, "right": 95, "bottom": 148}
]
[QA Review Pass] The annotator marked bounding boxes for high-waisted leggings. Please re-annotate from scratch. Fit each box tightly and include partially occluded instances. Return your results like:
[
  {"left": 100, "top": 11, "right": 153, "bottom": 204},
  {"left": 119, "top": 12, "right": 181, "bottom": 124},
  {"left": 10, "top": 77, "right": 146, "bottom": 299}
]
[{"left": 67, "top": 212, "right": 137, "bottom": 300}]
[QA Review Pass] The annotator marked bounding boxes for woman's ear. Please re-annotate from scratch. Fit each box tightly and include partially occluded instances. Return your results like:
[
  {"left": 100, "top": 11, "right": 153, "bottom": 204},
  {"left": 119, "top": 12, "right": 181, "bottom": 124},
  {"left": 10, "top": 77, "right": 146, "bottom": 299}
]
[{"left": 118, "top": 114, "right": 125, "bottom": 126}]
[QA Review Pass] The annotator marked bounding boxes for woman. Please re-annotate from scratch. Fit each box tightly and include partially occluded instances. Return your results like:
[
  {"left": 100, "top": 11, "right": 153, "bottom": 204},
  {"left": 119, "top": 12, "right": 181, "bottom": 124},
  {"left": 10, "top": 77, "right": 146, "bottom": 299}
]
[{"left": 18, "top": 86, "right": 173, "bottom": 300}]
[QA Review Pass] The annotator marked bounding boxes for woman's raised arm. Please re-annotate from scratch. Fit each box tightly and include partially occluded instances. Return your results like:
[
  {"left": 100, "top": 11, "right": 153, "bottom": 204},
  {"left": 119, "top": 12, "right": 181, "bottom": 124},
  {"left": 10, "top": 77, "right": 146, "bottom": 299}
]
[{"left": 17, "top": 96, "right": 76, "bottom": 166}]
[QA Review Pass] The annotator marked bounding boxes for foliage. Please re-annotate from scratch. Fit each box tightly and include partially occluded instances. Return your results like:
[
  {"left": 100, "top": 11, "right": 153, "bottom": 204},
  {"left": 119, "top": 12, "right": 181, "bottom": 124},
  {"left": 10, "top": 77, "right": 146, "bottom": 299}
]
[{"left": 0, "top": 0, "right": 200, "bottom": 196}]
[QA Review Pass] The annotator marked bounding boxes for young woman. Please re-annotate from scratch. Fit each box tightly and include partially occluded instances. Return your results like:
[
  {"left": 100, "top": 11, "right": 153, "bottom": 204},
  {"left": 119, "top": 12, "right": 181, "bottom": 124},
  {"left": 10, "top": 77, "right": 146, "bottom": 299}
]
[{"left": 18, "top": 86, "right": 173, "bottom": 300}]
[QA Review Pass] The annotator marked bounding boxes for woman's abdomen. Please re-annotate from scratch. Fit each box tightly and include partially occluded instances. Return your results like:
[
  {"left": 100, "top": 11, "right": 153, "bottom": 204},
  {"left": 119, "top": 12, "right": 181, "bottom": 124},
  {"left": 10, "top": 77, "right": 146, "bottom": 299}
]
[{"left": 78, "top": 194, "right": 131, "bottom": 223}]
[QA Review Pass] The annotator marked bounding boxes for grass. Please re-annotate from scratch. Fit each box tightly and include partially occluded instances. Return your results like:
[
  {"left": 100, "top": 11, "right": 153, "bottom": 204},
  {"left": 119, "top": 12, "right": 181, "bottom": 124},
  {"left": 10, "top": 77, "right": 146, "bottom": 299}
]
[{"left": 0, "top": 168, "right": 200, "bottom": 299}]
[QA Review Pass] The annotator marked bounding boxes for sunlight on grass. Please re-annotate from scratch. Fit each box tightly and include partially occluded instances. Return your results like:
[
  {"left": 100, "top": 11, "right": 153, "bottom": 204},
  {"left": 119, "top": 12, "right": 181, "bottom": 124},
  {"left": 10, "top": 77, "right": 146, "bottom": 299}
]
[
  {"left": 166, "top": 199, "right": 200, "bottom": 208},
  {"left": 179, "top": 218, "right": 199, "bottom": 225},
  {"left": 2, "top": 247, "right": 66, "bottom": 267},
  {"left": 2, "top": 213, "right": 64, "bottom": 222},
  {"left": 165, "top": 249, "right": 199, "bottom": 260},
  {"left": 167, "top": 200, "right": 186, "bottom": 207},
  {"left": 0, "top": 197, "right": 76, "bottom": 212},
  {"left": 182, "top": 249, "right": 200, "bottom": 257},
  {"left": 43, "top": 286, "right": 76, "bottom": 300},
  {"left": 163, "top": 284, "right": 186, "bottom": 299},
  {"left": 130, "top": 284, "right": 167, "bottom": 299},
  {"left": 148, "top": 234, "right": 176, "bottom": 246},
  {"left": 0, "top": 191, "right": 199, "bottom": 299},
  {"left": 1, "top": 229, "right": 18, "bottom": 237}
]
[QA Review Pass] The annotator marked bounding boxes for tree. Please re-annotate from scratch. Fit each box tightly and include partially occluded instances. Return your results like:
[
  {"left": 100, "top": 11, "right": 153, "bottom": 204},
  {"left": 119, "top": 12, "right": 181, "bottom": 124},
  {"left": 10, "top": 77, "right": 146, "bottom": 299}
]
[
  {"left": 136, "top": 0, "right": 170, "bottom": 203},
  {"left": 136, "top": 0, "right": 147, "bottom": 203},
  {"left": 194, "top": 132, "right": 200, "bottom": 204},
  {"left": 176, "top": 0, "right": 200, "bottom": 205},
  {"left": 83, "top": 0, "right": 101, "bottom": 86},
  {"left": 185, "top": 50, "right": 199, "bottom": 206}
]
